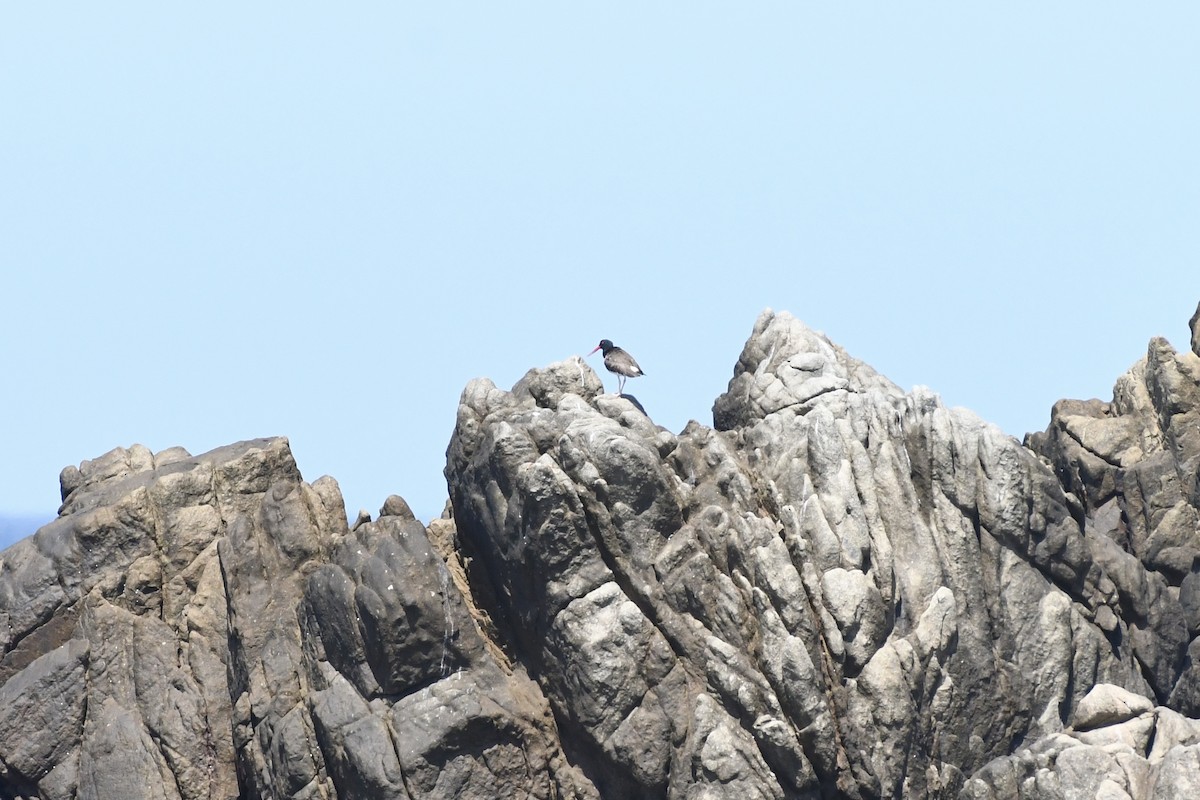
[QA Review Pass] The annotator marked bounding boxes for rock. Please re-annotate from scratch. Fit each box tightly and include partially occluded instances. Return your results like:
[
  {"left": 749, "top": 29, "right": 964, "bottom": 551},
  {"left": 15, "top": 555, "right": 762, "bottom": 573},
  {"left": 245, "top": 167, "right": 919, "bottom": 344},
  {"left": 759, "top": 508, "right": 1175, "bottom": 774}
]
[
  {"left": 1073, "top": 684, "right": 1156, "bottom": 731},
  {"left": 962, "top": 699, "right": 1200, "bottom": 799},
  {"left": 386, "top": 666, "right": 586, "bottom": 800},
  {"left": 2, "top": 437, "right": 586, "bottom": 800},
  {"left": 379, "top": 494, "right": 415, "bottom": 521},
  {"left": 444, "top": 310, "right": 1164, "bottom": 798},
  {"left": 0, "top": 639, "right": 87, "bottom": 794},
  {"left": 6, "top": 303, "right": 1200, "bottom": 799},
  {"left": 1152, "top": 745, "right": 1200, "bottom": 798},
  {"left": 1190, "top": 301, "right": 1200, "bottom": 358},
  {"left": 1027, "top": 312, "right": 1200, "bottom": 716},
  {"left": 819, "top": 567, "right": 888, "bottom": 674},
  {"left": 304, "top": 512, "right": 487, "bottom": 698}
]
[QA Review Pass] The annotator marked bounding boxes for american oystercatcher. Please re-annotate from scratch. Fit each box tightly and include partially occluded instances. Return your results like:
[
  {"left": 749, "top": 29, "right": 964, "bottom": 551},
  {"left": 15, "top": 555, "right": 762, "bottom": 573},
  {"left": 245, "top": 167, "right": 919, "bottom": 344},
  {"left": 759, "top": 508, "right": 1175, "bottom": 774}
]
[{"left": 589, "top": 339, "right": 644, "bottom": 394}]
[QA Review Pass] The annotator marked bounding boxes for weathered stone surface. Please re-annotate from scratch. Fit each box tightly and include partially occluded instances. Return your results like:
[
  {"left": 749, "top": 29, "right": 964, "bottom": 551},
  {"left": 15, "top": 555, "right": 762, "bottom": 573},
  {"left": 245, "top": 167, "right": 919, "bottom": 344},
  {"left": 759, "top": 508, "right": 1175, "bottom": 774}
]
[
  {"left": 440, "top": 306, "right": 1200, "bottom": 798},
  {"left": 961, "top": 685, "right": 1200, "bottom": 799},
  {"left": 0, "top": 439, "right": 282, "bottom": 800},
  {"left": 5, "top": 304, "right": 1200, "bottom": 799},
  {"left": 445, "top": 309, "right": 1183, "bottom": 798},
  {"left": 0, "top": 638, "right": 87, "bottom": 795},
  {"left": 1026, "top": 320, "right": 1200, "bottom": 720},
  {"left": 3, "top": 437, "right": 585, "bottom": 800},
  {"left": 968, "top": 308, "right": 1200, "bottom": 798},
  {"left": 1073, "top": 682, "right": 1156, "bottom": 730}
]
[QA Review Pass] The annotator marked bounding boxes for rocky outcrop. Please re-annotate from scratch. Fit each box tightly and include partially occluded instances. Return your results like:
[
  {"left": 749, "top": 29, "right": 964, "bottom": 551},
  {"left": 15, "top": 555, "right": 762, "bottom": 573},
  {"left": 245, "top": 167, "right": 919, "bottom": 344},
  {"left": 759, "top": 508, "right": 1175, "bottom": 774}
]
[
  {"left": 444, "top": 304, "right": 1200, "bottom": 798},
  {"left": 1025, "top": 319, "right": 1200, "bottom": 715},
  {"left": 0, "top": 439, "right": 587, "bottom": 800},
  {"left": 961, "top": 683, "right": 1200, "bottom": 799},
  {"left": 3, "top": 303, "right": 1200, "bottom": 799}
]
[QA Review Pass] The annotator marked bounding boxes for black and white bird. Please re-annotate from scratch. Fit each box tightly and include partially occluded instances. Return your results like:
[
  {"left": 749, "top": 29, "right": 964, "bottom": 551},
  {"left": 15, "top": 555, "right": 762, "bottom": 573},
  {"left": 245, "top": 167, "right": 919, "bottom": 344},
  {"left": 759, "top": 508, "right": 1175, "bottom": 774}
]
[{"left": 588, "top": 339, "right": 645, "bottom": 394}]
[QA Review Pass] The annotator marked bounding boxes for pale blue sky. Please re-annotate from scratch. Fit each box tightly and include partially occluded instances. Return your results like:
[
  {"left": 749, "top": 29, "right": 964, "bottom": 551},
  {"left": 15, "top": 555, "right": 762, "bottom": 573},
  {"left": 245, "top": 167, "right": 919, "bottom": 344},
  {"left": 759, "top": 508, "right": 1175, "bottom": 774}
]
[{"left": 3, "top": 5, "right": 1198, "bottom": 549}]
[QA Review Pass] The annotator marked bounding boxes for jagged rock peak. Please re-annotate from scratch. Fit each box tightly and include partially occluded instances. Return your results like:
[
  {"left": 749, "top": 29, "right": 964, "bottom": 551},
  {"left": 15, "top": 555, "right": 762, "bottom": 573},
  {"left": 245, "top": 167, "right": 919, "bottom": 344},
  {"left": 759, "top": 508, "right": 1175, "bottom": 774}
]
[
  {"left": 5, "top": 305, "right": 1200, "bottom": 800},
  {"left": 714, "top": 308, "right": 904, "bottom": 430},
  {"left": 443, "top": 309, "right": 1200, "bottom": 797}
]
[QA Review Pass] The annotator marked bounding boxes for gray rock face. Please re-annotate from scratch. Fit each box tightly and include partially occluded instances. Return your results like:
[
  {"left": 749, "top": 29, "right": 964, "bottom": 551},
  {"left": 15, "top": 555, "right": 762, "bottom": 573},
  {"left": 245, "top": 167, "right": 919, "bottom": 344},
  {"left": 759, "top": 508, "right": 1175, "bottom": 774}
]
[
  {"left": 1, "top": 439, "right": 584, "bottom": 800},
  {"left": 3, "top": 305, "right": 1200, "bottom": 799},
  {"left": 1026, "top": 326, "right": 1200, "bottom": 713},
  {"left": 446, "top": 309, "right": 1200, "bottom": 798},
  {"left": 961, "top": 683, "right": 1200, "bottom": 799}
]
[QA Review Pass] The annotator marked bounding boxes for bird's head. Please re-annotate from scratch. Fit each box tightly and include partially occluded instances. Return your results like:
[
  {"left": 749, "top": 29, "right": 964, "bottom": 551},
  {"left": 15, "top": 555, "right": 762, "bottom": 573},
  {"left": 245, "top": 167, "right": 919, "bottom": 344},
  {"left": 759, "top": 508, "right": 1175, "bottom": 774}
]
[{"left": 589, "top": 339, "right": 614, "bottom": 356}]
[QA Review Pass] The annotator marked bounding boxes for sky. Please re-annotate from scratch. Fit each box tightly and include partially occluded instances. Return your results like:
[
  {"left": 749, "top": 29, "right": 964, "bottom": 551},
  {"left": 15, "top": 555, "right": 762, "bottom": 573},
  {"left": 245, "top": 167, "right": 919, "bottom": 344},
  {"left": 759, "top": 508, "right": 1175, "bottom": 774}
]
[{"left": 2, "top": 4, "right": 1198, "bottom": 550}]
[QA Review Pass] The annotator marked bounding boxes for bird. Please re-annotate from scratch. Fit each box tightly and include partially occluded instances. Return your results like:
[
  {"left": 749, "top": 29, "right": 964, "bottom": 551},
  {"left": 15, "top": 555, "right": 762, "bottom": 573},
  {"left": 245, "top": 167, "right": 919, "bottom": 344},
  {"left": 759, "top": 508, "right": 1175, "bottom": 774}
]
[{"left": 588, "top": 339, "right": 645, "bottom": 395}]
